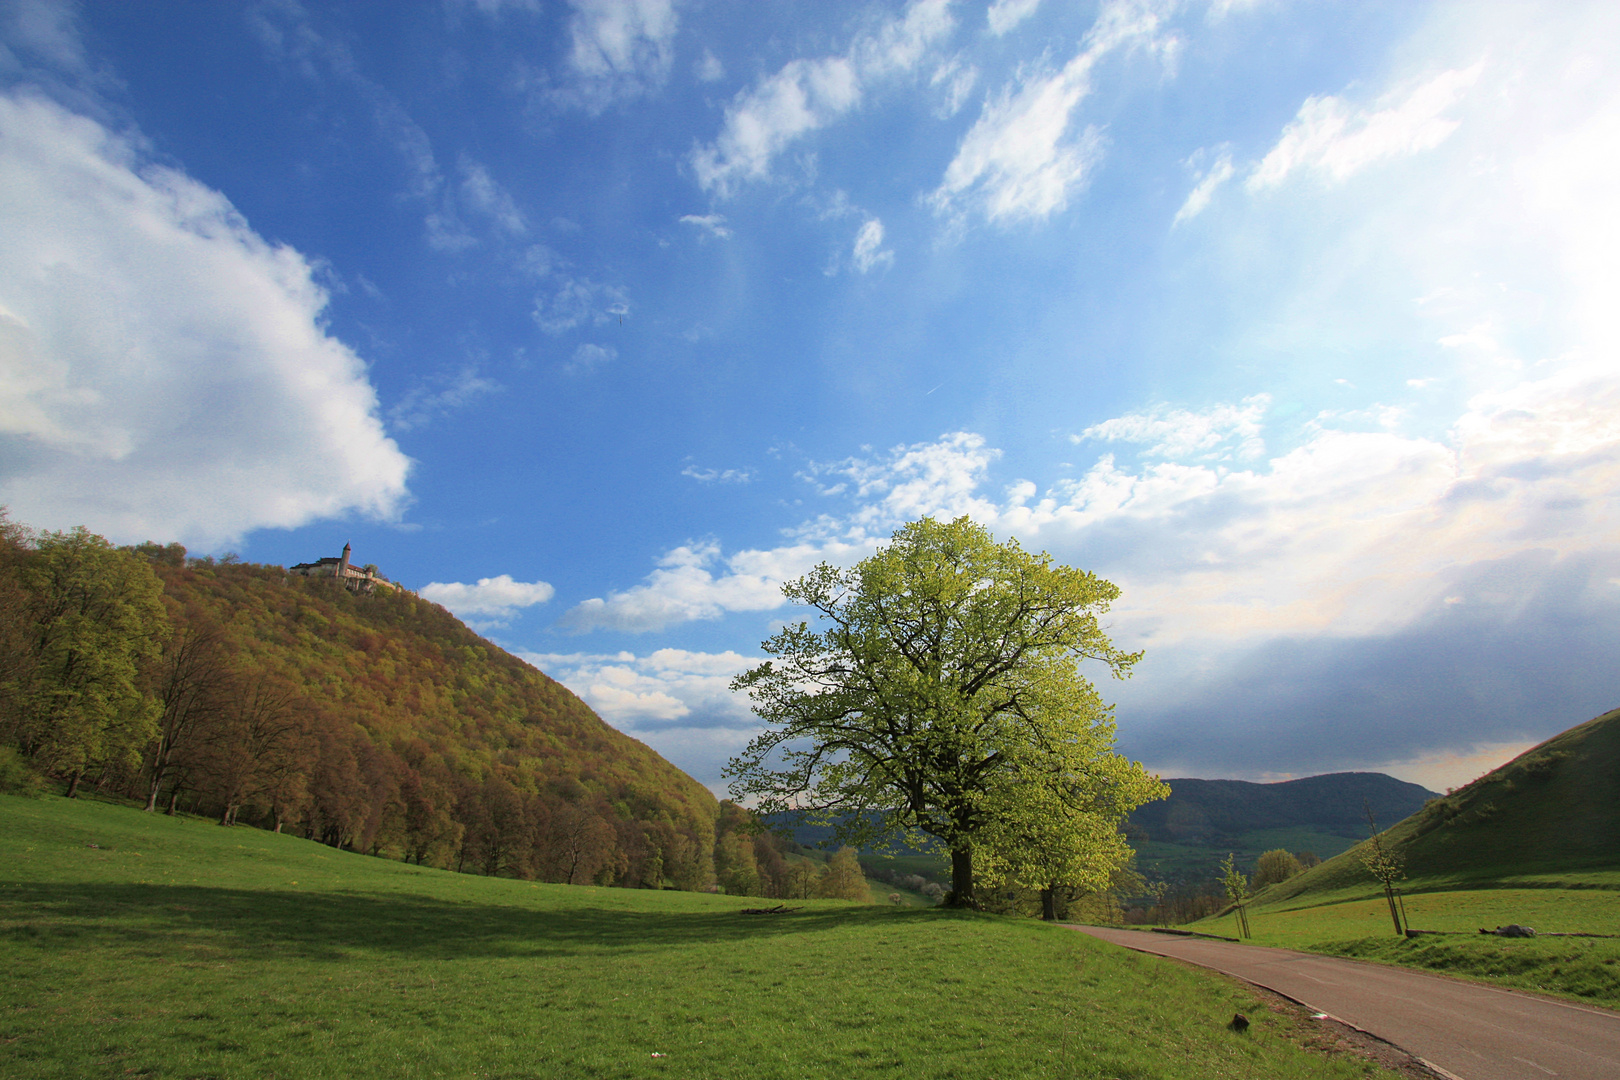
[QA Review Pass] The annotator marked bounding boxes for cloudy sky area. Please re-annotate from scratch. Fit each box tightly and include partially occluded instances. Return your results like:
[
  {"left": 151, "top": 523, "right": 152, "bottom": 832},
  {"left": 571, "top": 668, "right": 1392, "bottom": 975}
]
[{"left": 3, "top": 0, "right": 1618, "bottom": 794}]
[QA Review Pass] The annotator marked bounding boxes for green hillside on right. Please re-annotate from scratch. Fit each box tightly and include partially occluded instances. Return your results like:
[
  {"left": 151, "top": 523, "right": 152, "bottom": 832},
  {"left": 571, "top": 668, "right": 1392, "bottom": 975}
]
[{"left": 1261, "top": 704, "right": 1620, "bottom": 904}]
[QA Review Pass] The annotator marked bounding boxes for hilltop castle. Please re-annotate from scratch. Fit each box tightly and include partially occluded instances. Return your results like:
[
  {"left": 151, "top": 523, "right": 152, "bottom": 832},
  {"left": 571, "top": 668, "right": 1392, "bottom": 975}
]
[{"left": 288, "top": 542, "right": 398, "bottom": 593}]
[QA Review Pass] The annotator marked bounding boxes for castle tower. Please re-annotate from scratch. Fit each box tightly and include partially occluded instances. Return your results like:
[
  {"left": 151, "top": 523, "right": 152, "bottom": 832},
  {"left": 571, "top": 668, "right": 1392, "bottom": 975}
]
[{"left": 341, "top": 542, "right": 351, "bottom": 577}]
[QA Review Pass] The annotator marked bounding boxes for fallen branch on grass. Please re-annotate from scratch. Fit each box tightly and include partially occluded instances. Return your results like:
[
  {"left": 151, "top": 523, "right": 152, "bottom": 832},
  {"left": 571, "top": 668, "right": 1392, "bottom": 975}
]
[{"left": 740, "top": 905, "right": 801, "bottom": 915}]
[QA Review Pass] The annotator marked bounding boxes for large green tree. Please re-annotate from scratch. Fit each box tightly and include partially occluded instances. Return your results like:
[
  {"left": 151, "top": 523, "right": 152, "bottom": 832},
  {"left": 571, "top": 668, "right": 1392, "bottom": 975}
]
[
  {"left": 7, "top": 527, "right": 167, "bottom": 795},
  {"left": 725, "top": 516, "right": 1163, "bottom": 907}
]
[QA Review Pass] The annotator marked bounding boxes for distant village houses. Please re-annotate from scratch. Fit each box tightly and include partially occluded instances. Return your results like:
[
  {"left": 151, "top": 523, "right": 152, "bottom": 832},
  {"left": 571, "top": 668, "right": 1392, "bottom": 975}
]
[{"left": 288, "top": 542, "right": 399, "bottom": 593}]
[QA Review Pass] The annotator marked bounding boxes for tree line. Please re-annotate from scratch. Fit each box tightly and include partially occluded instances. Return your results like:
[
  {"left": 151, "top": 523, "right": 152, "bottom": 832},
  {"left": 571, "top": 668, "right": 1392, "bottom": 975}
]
[{"left": 0, "top": 514, "right": 826, "bottom": 898}]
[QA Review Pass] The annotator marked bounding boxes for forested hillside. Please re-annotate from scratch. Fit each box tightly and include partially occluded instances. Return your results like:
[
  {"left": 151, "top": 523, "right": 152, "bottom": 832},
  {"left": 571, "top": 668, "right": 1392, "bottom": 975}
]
[
  {"left": 0, "top": 515, "right": 836, "bottom": 897},
  {"left": 1129, "top": 773, "right": 1436, "bottom": 845}
]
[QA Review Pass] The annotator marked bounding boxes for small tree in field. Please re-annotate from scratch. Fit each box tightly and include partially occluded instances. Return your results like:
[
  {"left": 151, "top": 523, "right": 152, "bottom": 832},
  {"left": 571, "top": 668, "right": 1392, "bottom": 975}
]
[
  {"left": 726, "top": 516, "right": 1161, "bottom": 908},
  {"left": 1360, "top": 802, "right": 1407, "bottom": 936},
  {"left": 1220, "top": 853, "right": 1251, "bottom": 939}
]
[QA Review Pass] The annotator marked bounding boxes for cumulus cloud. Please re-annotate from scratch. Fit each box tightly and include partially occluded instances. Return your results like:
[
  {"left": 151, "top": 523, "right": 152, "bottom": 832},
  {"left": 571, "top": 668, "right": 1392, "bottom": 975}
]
[
  {"left": 559, "top": 349, "right": 1620, "bottom": 782},
  {"left": 0, "top": 92, "right": 410, "bottom": 548},
  {"left": 563, "top": 432, "right": 1001, "bottom": 632},
  {"left": 560, "top": 540, "right": 823, "bottom": 633},
  {"left": 1248, "top": 62, "right": 1484, "bottom": 190},
  {"left": 851, "top": 217, "right": 894, "bottom": 273},
  {"left": 691, "top": 0, "right": 955, "bottom": 196},
  {"left": 522, "top": 647, "right": 762, "bottom": 783},
  {"left": 420, "top": 574, "right": 556, "bottom": 624},
  {"left": 928, "top": 0, "right": 1175, "bottom": 225}
]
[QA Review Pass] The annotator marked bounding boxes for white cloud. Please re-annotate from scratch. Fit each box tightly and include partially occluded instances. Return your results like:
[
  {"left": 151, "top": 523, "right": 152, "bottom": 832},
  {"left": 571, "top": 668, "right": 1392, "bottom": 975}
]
[
  {"left": 1173, "top": 146, "right": 1233, "bottom": 224},
  {"left": 929, "top": 0, "right": 1174, "bottom": 225},
  {"left": 522, "top": 647, "right": 763, "bottom": 782},
  {"left": 987, "top": 0, "right": 1043, "bottom": 36},
  {"left": 563, "top": 432, "right": 1000, "bottom": 632},
  {"left": 681, "top": 464, "right": 754, "bottom": 483},
  {"left": 690, "top": 0, "right": 955, "bottom": 196},
  {"left": 694, "top": 48, "right": 724, "bottom": 83},
  {"left": 678, "top": 212, "right": 731, "bottom": 238},
  {"left": 420, "top": 574, "right": 555, "bottom": 622},
  {"left": 851, "top": 217, "right": 894, "bottom": 273},
  {"left": 561, "top": 540, "right": 823, "bottom": 633},
  {"left": 535, "top": 278, "right": 628, "bottom": 334},
  {"left": 563, "top": 346, "right": 1620, "bottom": 655},
  {"left": 930, "top": 57, "right": 978, "bottom": 118},
  {"left": 2, "top": 0, "right": 92, "bottom": 76},
  {"left": 525, "top": 647, "right": 757, "bottom": 726},
  {"left": 560, "top": 0, "right": 679, "bottom": 112},
  {"left": 565, "top": 342, "right": 617, "bottom": 374},
  {"left": 1248, "top": 61, "right": 1484, "bottom": 191},
  {"left": 389, "top": 367, "right": 499, "bottom": 432},
  {"left": 457, "top": 156, "right": 527, "bottom": 236},
  {"left": 1076, "top": 394, "right": 1269, "bottom": 460},
  {"left": 0, "top": 92, "right": 410, "bottom": 549}
]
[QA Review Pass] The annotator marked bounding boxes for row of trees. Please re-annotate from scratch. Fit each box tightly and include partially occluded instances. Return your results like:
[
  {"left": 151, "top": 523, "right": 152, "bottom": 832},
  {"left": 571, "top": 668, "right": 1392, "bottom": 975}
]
[{"left": 0, "top": 515, "right": 737, "bottom": 893}]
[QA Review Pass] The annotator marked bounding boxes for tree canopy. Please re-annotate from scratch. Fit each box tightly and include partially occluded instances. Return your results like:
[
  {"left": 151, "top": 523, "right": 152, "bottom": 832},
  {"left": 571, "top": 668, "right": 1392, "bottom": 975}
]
[{"left": 725, "top": 516, "right": 1166, "bottom": 907}]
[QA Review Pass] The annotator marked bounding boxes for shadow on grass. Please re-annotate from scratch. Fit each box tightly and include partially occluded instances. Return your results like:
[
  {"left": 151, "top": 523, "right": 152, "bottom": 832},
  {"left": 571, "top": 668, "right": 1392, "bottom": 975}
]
[{"left": 1, "top": 882, "right": 959, "bottom": 962}]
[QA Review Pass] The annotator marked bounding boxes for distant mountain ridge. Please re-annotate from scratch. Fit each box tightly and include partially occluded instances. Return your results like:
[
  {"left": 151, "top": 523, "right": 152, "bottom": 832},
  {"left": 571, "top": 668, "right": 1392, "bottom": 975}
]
[{"left": 1130, "top": 772, "right": 1438, "bottom": 846}]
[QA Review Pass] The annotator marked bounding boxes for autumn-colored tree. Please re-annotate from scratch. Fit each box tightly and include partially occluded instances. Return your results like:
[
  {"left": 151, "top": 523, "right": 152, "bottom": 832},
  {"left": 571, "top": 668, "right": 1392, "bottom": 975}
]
[{"left": 143, "top": 623, "right": 232, "bottom": 812}]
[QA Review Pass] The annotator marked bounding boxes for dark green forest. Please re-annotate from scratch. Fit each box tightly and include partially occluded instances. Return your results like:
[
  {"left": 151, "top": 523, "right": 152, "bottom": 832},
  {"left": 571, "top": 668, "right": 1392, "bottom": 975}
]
[{"left": 0, "top": 513, "right": 841, "bottom": 898}]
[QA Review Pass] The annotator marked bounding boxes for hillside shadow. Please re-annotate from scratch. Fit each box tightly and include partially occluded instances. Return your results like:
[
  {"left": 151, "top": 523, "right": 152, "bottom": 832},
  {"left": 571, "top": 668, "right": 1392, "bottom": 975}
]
[{"left": 2, "top": 882, "right": 941, "bottom": 962}]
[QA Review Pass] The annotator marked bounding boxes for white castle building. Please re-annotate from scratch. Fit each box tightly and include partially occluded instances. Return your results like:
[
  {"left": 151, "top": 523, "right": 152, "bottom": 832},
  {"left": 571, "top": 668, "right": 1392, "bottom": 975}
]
[{"left": 288, "top": 543, "right": 397, "bottom": 593}]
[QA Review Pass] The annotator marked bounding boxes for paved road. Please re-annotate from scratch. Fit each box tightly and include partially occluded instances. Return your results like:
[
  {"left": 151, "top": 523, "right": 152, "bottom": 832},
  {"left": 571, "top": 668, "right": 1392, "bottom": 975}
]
[{"left": 1071, "top": 926, "right": 1620, "bottom": 1080}]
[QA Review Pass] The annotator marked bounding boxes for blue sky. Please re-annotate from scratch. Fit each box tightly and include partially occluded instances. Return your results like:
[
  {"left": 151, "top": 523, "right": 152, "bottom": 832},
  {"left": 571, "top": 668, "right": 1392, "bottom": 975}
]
[{"left": 4, "top": 0, "right": 1619, "bottom": 794}]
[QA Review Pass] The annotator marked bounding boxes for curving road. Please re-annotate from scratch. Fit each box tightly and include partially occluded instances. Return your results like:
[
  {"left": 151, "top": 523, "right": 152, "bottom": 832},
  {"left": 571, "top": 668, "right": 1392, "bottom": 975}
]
[{"left": 1071, "top": 927, "right": 1620, "bottom": 1080}]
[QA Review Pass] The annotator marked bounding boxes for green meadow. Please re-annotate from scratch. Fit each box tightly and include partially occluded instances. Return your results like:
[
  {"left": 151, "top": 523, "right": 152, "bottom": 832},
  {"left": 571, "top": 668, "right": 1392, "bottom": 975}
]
[
  {"left": 1195, "top": 881, "right": 1620, "bottom": 1008},
  {"left": 0, "top": 795, "right": 1409, "bottom": 1080}
]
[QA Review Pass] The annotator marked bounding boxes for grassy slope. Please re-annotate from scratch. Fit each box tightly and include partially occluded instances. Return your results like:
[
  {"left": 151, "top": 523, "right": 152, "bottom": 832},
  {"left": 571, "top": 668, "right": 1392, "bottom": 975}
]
[
  {"left": 1204, "top": 707, "right": 1620, "bottom": 1007},
  {"left": 0, "top": 795, "right": 1409, "bottom": 1080}
]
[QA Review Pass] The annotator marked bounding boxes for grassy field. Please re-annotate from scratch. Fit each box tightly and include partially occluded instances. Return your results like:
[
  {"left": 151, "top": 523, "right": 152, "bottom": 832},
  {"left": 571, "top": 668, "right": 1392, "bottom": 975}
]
[
  {"left": 1194, "top": 880, "right": 1620, "bottom": 1008},
  {"left": 0, "top": 794, "right": 1414, "bottom": 1079}
]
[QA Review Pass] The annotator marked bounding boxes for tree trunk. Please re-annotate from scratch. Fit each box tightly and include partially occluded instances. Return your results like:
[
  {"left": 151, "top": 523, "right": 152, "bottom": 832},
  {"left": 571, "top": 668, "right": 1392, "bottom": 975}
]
[
  {"left": 950, "top": 846, "right": 974, "bottom": 907},
  {"left": 64, "top": 772, "right": 81, "bottom": 799},
  {"left": 1041, "top": 888, "right": 1057, "bottom": 922}
]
